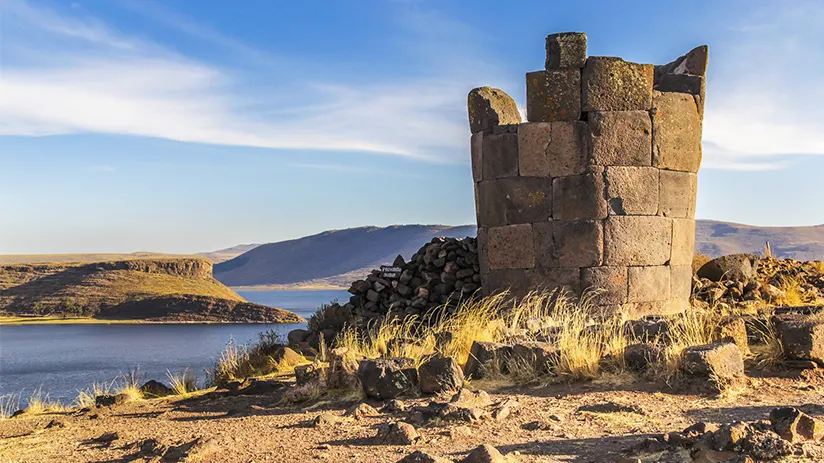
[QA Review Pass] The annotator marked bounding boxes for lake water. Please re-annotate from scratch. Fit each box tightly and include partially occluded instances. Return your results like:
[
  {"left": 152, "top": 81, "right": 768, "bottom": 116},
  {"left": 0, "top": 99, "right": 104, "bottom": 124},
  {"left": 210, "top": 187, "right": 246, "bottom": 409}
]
[{"left": 0, "top": 290, "right": 349, "bottom": 405}]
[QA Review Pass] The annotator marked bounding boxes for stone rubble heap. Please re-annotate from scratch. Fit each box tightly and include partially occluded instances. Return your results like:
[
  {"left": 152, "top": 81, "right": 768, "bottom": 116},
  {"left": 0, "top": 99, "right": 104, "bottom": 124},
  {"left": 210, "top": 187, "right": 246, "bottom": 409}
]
[
  {"left": 692, "top": 254, "right": 824, "bottom": 311},
  {"left": 296, "top": 237, "right": 481, "bottom": 345},
  {"left": 626, "top": 407, "right": 824, "bottom": 461}
]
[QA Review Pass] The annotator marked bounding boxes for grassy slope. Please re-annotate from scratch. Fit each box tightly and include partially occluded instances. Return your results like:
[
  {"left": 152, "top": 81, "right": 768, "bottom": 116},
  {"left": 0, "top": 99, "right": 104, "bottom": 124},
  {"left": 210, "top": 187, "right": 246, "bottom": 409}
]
[{"left": 0, "top": 258, "right": 243, "bottom": 316}]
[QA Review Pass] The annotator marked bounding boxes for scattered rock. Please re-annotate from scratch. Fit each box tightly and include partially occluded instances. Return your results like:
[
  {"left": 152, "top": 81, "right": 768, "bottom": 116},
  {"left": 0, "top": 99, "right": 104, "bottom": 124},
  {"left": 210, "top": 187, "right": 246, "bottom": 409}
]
[
  {"left": 577, "top": 401, "right": 644, "bottom": 415},
  {"left": 397, "top": 450, "right": 454, "bottom": 463},
  {"left": 419, "top": 356, "right": 464, "bottom": 394},
  {"left": 344, "top": 402, "right": 380, "bottom": 420},
  {"left": 623, "top": 343, "right": 663, "bottom": 372},
  {"left": 294, "top": 363, "right": 328, "bottom": 386},
  {"left": 464, "top": 341, "right": 512, "bottom": 378},
  {"left": 95, "top": 393, "right": 129, "bottom": 407},
  {"left": 358, "top": 357, "right": 419, "bottom": 399},
  {"left": 509, "top": 341, "right": 557, "bottom": 373},
  {"left": 461, "top": 444, "right": 508, "bottom": 463},
  {"left": 450, "top": 389, "right": 492, "bottom": 408},
  {"left": 379, "top": 421, "right": 421, "bottom": 445},
  {"left": 383, "top": 399, "right": 407, "bottom": 413},
  {"left": 769, "top": 407, "right": 824, "bottom": 442},
  {"left": 139, "top": 380, "right": 173, "bottom": 398},
  {"left": 775, "top": 315, "right": 824, "bottom": 364},
  {"left": 682, "top": 342, "right": 744, "bottom": 382},
  {"left": 44, "top": 419, "right": 64, "bottom": 429},
  {"left": 312, "top": 413, "right": 348, "bottom": 428}
]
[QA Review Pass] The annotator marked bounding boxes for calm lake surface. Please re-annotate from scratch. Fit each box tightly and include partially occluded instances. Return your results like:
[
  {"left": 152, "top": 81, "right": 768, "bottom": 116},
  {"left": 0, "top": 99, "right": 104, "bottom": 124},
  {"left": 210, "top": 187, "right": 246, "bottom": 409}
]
[{"left": 0, "top": 290, "right": 348, "bottom": 405}]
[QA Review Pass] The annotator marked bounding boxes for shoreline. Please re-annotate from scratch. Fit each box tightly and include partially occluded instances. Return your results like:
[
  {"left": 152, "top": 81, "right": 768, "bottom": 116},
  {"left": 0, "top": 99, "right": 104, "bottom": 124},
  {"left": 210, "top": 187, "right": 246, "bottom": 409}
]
[
  {"left": 231, "top": 284, "right": 347, "bottom": 291},
  {"left": 0, "top": 316, "right": 306, "bottom": 326}
]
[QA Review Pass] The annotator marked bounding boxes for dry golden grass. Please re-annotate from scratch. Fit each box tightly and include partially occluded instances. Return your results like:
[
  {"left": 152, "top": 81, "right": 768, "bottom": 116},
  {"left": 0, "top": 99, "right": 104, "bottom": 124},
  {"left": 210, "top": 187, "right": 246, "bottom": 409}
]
[
  {"left": 654, "top": 310, "right": 718, "bottom": 381},
  {"left": 692, "top": 253, "right": 712, "bottom": 274},
  {"left": 208, "top": 331, "right": 306, "bottom": 386},
  {"left": 167, "top": 369, "right": 198, "bottom": 395},
  {"left": 774, "top": 275, "right": 805, "bottom": 306},
  {"left": 0, "top": 394, "right": 21, "bottom": 420},
  {"left": 23, "top": 389, "right": 70, "bottom": 415}
]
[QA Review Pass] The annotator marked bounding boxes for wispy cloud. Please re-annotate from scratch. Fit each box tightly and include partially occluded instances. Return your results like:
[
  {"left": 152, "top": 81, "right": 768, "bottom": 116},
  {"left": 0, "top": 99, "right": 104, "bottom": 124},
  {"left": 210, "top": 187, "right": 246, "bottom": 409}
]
[
  {"left": 0, "top": 0, "right": 504, "bottom": 162},
  {"left": 701, "top": 1, "right": 824, "bottom": 171}
]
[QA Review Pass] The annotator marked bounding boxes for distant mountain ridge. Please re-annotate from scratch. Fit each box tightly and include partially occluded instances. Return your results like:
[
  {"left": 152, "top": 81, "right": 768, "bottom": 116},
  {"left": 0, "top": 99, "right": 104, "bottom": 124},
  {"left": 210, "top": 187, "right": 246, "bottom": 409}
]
[
  {"left": 214, "top": 221, "right": 824, "bottom": 289},
  {"left": 213, "top": 225, "right": 476, "bottom": 288}
]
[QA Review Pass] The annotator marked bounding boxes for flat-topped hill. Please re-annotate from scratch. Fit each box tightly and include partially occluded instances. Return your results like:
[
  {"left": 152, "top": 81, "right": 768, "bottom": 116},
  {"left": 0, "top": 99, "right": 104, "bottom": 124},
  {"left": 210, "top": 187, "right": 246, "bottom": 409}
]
[{"left": 0, "top": 258, "right": 302, "bottom": 323}]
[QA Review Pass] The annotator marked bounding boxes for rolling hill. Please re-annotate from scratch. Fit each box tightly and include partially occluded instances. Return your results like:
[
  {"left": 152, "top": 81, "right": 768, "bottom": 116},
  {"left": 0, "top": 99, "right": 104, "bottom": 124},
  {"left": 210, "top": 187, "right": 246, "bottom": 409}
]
[
  {"left": 0, "top": 258, "right": 302, "bottom": 323},
  {"left": 213, "top": 225, "right": 476, "bottom": 288},
  {"left": 213, "top": 221, "right": 824, "bottom": 289}
]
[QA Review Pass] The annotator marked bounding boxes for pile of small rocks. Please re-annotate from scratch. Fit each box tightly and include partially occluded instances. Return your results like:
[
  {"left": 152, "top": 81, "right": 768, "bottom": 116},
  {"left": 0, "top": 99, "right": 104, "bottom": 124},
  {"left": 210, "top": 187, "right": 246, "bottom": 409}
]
[
  {"left": 625, "top": 407, "right": 824, "bottom": 462},
  {"left": 692, "top": 254, "right": 824, "bottom": 310},
  {"left": 292, "top": 237, "right": 481, "bottom": 346}
]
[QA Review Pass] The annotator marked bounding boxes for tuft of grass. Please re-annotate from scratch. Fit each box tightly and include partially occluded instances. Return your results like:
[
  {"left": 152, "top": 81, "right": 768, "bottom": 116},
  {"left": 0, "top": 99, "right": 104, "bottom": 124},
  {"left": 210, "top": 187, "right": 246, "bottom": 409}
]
[
  {"left": 774, "top": 276, "right": 805, "bottom": 306},
  {"left": 0, "top": 393, "right": 22, "bottom": 419},
  {"left": 167, "top": 369, "right": 198, "bottom": 395},
  {"left": 692, "top": 253, "right": 712, "bottom": 274},
  {"left": 207, "top": 330, "right": 299, "bottom": 387},
  {"left": 751, "top": 318, "right": 785, "bottom": 369},
  {"left": 23, "top": 388, "right": 69, "bottom": 415},
  {"left": 655, "top": 310, "right": 718, "bottom": 381}
]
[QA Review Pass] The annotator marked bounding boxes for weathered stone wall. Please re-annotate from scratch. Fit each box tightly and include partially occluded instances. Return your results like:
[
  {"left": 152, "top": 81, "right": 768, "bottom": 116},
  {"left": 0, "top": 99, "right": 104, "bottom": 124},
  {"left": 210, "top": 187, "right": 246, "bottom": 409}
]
[{"left": 469, "top": 32, "right": 707, "bottom": 316}]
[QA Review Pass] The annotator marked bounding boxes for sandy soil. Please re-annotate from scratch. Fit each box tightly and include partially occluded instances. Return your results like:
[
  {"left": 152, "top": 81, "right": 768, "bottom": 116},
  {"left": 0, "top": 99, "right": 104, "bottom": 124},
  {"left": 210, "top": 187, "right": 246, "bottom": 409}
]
[{"left": 2, "top": 370, "right": 824, "bottom": 463}]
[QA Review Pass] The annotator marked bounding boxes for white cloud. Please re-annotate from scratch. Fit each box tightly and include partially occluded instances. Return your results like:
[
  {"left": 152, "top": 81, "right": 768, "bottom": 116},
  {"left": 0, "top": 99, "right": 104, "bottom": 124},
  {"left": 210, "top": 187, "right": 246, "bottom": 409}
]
[
  {"left": 701, "top": 1, "right": 824, "bottom": 170},
  {"left": 0, "top": 0, "right": 502, "bottom": 163}
]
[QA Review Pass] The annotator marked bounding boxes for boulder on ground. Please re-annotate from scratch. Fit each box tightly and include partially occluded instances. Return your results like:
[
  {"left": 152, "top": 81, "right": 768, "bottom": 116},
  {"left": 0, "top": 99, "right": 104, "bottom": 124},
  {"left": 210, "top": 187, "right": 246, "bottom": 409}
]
[
  {"left": 270, "top": 346, "right": 304, "bottom": 370},
  {"left": 357, "top": 358, "right": 418, "bottom": 399},
  {"left": 327, "top": 347, "right": 362, "bottom": 390},
  {"left": 397, "top": 451, "right": 454, "bottom": 463},
  {"left": 378, "top": 421, "right": 420, "bottom": 445},
  {"left": 623, "top": 343, "right": 663, "bottom": 372},
  {"left": 139, "top": 380, "right": 173, "bottom": 398},
  {"left": 464, "top": 341, "right": 512, "bottom": 378},
  {"left": 344, "top": 402, "right": 380, "bottom": 420},
  {"left": 769, "top": 407, "right": 824, "bottom": 442},
  {"left": 509, "top": 341, "right": 557, "bottom": 373},
  {"left": 697, "top": 254, "right": 758, "bottom": 282},
  {"left": 682, "top": 342, "right": 744, "bottom": 381},
  {"left": 713, "top": 317, "right": 749, "bottom": 354},
  {"left": 461, "top": 444, "right": 508, "bottom": 463},
  {"left": 95, "top": 393, "right": 129, "bottom": 407},
  {"left": 287, "top": 329, "right": 309, "bottom": 345},
  {"left": 294, "top": 363, "right": 327, "bottom": 386},
  {"left": 774, "top": 315, "right": 824, "bottom": 364},
  {"left": 418, "top": 356, "right": 464, "bottom": 394}
]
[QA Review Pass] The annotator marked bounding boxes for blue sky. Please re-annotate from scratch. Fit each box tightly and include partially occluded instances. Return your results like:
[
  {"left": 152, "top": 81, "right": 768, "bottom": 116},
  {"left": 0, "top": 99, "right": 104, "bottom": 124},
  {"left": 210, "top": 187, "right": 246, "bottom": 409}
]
[{"left": 1, "top": 0, "right": 823, "bottom": 254}]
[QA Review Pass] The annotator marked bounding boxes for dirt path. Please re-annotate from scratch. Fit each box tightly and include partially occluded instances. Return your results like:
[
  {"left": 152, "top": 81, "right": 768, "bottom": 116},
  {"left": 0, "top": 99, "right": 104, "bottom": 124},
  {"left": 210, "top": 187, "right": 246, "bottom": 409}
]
[{"left": 2, "top": 373, "right": 823, "bottom": 463}]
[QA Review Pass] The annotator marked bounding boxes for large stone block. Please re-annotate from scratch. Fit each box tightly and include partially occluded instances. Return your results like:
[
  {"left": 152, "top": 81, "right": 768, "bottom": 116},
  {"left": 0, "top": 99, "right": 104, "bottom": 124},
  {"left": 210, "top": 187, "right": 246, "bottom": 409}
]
[
  {"left": 775, "top": 315, "right": 824, "bottom": 364},
  {"left": 654, "top": 45, "right": 709, "bottom": 81},
  {"left": 682, "top": 342, "right": 744, "bottom": 380},
  {"left": 581, "top": 266, "right": 627, "bottom": 305},
  {"left": 487, "top": 224, "right": 535, "bottom": 270},
  {"left": 547, "top": 121, "right": 588, "bottom": 176},
  {"left": 526, "top": 69, "right": 581, "bottom": 122},
  {"left": 671, "top": 219, "right": 696, "bottom": 266},
  {"left": 475, "top": 181, "right": 505, "bottom": 227},
  {"left": 477, "top": 227, "right": 488, "bottom": 275},
  {"left": 482, "top": 132, "right": 519, "bottom": 179},
  {"left": 499, "top": 177, "right": 553, "bottom": 224},
  {"left": 552, "top": 171, "right": 608, "bottom": 220},
  {"left": 670, "top": 265, "right": 693, "bottom": 300},
  {"left": 518, "top": 122, "right": 551, "bottom": 177},
  {"left": 532, "top": 221, "right": 557, "bottom": 268},
  {"left": 652, "top": 91, "right": 702, "bottom": 172},
  {"left": 628, "top": 265, "right": 671, "bottom": 302},
  {"left": 588, "top": 111, "right": 652, "bottom": 166},
  {"left": 604, "top": 166, "right": 659, "bottom": 215},
  {"left": 525, "top": 267, "right": 581, "bottom": 295},
  {"left": 604, "top": 216, "right": 672, "bottom": 266},
  {"left": 485, "top": 268, "right": 528, "bottom": 298},
  {"left": 467, "top": 87, "right": 521, "bottom": 134},
  {"left": 553, "top": 220, "right": 603, "bottom": 267},
  {"left": 470, "top": 132, "right": 483, "bottom": 182},
  {"left": 657, "top": 74, "right": 704, "bottom": 96},
  {"left": 545, "top": 32, "right": 587, "bottom": 69},
  {"left": 581, "top": 57, "right": 654, "bottom": 111},
  {"left": 659, "top": 171, "right": 697, "bottom": 217}
]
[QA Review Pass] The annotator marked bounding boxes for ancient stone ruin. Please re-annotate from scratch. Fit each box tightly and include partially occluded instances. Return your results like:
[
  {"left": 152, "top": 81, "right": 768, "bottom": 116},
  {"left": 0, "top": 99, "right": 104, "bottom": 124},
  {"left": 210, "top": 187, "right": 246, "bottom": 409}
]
[{"left": 469, "top": 32, "right": 707, "bottom": 315}]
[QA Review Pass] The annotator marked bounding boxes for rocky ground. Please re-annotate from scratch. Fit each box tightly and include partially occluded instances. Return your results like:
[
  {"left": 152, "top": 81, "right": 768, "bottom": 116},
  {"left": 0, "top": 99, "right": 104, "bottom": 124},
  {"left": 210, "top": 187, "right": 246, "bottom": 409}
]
[{"left": 2, "top": 370, "right": 824, "bottom": 463}]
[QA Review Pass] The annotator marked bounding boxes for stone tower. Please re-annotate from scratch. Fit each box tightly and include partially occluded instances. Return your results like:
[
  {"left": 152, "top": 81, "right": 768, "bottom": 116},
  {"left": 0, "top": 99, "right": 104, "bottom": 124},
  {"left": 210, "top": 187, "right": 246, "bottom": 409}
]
[{"left": 468, "top": 32, "right": 707, "bottom": 316}]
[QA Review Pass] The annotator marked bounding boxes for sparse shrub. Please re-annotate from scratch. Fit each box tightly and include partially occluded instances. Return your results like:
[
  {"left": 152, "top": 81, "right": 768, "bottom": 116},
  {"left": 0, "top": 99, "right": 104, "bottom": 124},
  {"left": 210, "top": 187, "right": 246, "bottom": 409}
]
[
  {"left": 0, "top": 394, "right": 21, "bottom": 419},
  {"left": 167, "top": 369, "right": 198, "bottom": 395},
  {"left": 207, "top": 330, "right": 303, "bottom": 387}
]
